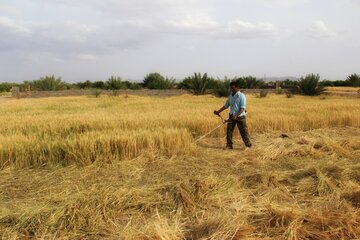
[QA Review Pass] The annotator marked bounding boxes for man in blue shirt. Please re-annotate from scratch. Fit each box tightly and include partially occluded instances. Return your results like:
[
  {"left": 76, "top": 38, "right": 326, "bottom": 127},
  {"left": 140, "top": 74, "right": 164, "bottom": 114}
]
[{"left": 214, "top": 81, "right": 252, "bottom": 149}]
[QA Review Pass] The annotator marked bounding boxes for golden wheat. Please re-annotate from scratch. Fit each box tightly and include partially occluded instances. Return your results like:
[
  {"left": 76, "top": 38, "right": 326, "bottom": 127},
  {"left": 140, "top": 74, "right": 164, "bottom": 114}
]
[
  {"left": 0, "top": 94, "right": 359, "bottom": 168},
  {"left": 0, "top": 94, "right": 360, "bottom": 239}
]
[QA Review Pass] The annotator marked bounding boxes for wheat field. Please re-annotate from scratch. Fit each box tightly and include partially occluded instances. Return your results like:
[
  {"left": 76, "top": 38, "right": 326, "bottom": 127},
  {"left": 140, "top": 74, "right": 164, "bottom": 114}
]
[{"left": 1, "top": 94, "right": 360, "bottom": 239}]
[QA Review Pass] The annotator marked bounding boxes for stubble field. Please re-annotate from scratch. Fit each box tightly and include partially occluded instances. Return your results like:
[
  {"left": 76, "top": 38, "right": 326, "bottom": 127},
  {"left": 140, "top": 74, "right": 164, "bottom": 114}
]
[{"left": 0, "top": 93, "right": 360, "bottom": 239}]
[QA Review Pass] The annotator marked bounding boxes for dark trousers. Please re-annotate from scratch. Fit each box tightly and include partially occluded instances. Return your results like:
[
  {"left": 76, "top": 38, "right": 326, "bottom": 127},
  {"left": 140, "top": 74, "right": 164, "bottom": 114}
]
[{"left": 226, "top": 116, "right": 252, "bottom": 147}]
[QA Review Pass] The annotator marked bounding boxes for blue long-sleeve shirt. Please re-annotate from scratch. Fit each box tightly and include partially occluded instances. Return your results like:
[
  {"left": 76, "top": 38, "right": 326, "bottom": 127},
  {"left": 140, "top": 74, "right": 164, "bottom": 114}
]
[{"left": 224, "top": 91, "right": 246, "bottom": 117}]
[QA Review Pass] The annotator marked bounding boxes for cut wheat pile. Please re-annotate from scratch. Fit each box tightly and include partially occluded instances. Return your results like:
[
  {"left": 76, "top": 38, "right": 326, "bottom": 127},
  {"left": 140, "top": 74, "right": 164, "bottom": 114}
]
[{"left": 0, "top": 94, "right": 360, "bottom": 239}]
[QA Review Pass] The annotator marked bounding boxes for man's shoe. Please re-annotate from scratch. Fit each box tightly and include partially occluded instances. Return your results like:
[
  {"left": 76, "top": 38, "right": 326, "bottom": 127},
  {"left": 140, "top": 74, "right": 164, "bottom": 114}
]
[{"left": 226, "top": 145, "right": 233, "bottom": 150}]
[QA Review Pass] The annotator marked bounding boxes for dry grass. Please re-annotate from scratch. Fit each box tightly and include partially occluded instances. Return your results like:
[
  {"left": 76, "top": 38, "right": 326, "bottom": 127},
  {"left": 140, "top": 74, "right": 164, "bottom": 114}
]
[
  {"left": 1, "top": 94, "right": 359, "bottom": 168},
  {"left": 325, "top": 87, "right": 360, "bottom": 97},
  {"left": 326, "top": 87, "right": 360, "bottom": 93},
  {"left": 0, "top": 94, "right": 360, "bottom": 239}
]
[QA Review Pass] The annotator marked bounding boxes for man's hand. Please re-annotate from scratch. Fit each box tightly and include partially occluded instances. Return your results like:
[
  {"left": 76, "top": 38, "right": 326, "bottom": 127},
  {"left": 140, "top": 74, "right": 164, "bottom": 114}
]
[
  {"left": 214, "top": 107, "right": 225, "bottom": 116},
  {"left": 232, "top": 115, "right": 238, "bottom": 121}
]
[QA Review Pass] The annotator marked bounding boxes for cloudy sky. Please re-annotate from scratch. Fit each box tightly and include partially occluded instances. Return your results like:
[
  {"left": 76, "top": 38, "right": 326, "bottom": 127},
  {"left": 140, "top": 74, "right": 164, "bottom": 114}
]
[{"left": 0, "top": 0, "right": 359, "bottom": 82}]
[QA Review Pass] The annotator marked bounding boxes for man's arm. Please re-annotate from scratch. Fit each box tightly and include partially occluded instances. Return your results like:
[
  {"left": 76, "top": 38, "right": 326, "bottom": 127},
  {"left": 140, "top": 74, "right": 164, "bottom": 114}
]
[
  {"left": 214, "top": 106, "right": 226, "bottom": 115},
  {"left": 233, "top": 108, "right": 245, "bottom": 120},
  {"left": 214, "top": 97, "right": 230, "bottom": 115}
]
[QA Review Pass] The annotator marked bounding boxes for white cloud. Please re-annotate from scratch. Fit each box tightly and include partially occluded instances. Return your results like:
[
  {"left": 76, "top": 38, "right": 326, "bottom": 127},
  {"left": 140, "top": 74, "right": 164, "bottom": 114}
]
[
  {"left": 1, "top": 17, "right": 161, "bottom": 65},
  {"left": 163, "top": 17, "right": 277, "bottom": 39},
  {"left": 0, "top": 5, "right": 22, "bottom": 16},
  {"left": 37, "top": 22, "right": 97, "bottom": 44},
  {"left": 166, "top": 16, "right": 219, "bottom": 33},
  {"left": 36, "top": 0, "right": 210, "bottom": 20},
  {"left": 340, "top": 0, "right": 360, "bottom": 7},
  {"left": 215, "top": 20, "right": 277, "bottom": 39},
  {"left": 2, "top": 0, "right": 358, "bottom": 82},
  {"left": 257, "top": 0, "right": 308, "bottom": 7},
  {"left": 306, "top": 20, "right": 337, "bottom": 39},
  {"left": 75, "top": 53, "right": 96, "bottom": 60},
  {"left": 0, "top": 16, "right": 30, "bottom": 34}
]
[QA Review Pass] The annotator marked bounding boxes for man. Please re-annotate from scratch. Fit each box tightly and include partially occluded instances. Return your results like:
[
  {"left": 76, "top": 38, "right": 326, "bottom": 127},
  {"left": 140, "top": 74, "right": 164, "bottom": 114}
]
[{"left": 214, "top": 81, "right": 252, "bottom": 149}]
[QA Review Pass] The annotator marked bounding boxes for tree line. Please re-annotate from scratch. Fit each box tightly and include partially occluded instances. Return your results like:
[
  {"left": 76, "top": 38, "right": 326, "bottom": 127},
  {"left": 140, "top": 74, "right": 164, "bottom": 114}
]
[{"left": 1, "top": 73, "right": 359, "bottom": 96}]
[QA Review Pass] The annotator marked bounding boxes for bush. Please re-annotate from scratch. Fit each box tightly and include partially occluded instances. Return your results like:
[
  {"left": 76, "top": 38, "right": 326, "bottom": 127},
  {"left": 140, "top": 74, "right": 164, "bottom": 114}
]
[
  {"left": 0, "top": 91, "right": 11, "bottom": 96},
  {"left": 286, "top": 92, "right": 294, "bottom": 98},
  {"left": 25, "top": 75, "right": 69, "bottom": 91},
  {"left": 94, "top": 90, "right": 102, "bottom": 98},
  {"left": 282, "top": 79, "right": 298, "bottom": 86},
  {"left": 111, "top": 90, "right": 119, "bottom": 96},
  {"left": 123, "top": 81, "right": 142, "bottom": 90},
  {"left": 234, "top": 76, "right": 265, "bottom": 89},
  {"left": 276, "top": 87, "right": 284, "bottom": 95},
  {"left": 179, "top": 73, "right": 215, "bottom": 95},
  {"left": 92, "top": 81, "right": 105, "bottom": 89},
  {"left": 213, "top": 78, "right": 230, "bottom": 97},
  {"left": 75, "top": 79, "right": 141, "bottom": 90},
  {"left": 0, "top": 82, "right": 15, "bottom": 93},
  {"left": 143, "top": 73, "right": 176, "bottom": 89},
  {"left": 76, "top": 80, "right": 93, "bottom": 89},
  {"left": 106, "top": 76, "right": 126, "bottom": 90},
  {"left": 258, "top": 90, "right": 268, "bottom": 98},
  {"left": 320, "top": 79, "right": 353, "bottom": 87},
  {"left": 298, "top": 74, "right": 325, "bottom": 96}
]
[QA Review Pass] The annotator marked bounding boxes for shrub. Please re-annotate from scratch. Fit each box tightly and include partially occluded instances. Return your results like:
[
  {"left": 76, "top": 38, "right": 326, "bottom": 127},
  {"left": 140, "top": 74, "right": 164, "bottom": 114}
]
[
  {"left": 298, "top": 74, "right": 325, "bottom": 96},
  {"left": 111, "top": 90, "right": 119, "bottom": 96},
  {"left": 25, "top": 75, "right": 69, "bottom": 91},
  {"left": 92, "top": 81, "right": 105, "bottom": 89},
  {"left": 276, "top": 87, "right": 284, "bottom": 95},
  {"left": 0, "top": 82, "right": 15, "bottom": 93},
  {"left": 143, "top": 73, "right": 176, "bottom": 89},
  {"left": 76, "top": 80, "right": 93, "bottom": 89},
  {"left": 234, "top": 76, "right": 265, "bottom": 89},
  {"left": 213, "top": 78, "right": 230, "bottom": 97},
  {"left": 346, "top": 74, "right": 360, "bottom": 87},
  {"left": 0, "top": 92, "right": 11, "bottom": 96},
  {"left": 319, "top": 80, "right": 352, "bottom": 87},
  {"left": 124, "top": 81, "right": 142, "bottom": 90},
  {"left": 94, "top": 90, "right": 102, "bottom": 98},
  {"left": 286, "top": 92, "right": 294, "bottom": 98},
  {"left": 106, "top": 76, "right": 126, "bottom": 90},
  {"left": 258, "top": 90, "right": 268, "bottom": 98}
]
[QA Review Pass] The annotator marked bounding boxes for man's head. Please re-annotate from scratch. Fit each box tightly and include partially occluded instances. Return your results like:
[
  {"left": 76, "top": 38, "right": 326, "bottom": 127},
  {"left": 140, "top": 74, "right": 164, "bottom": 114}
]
[{"left": 230, "top": 81, "right": 239, "bottom": 94}]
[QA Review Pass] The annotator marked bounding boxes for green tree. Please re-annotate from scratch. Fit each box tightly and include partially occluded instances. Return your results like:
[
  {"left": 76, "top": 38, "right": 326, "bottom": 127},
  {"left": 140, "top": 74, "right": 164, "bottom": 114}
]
[
  {"left": 143, "top": 72, "right": 176, "bottom": 89},
  {"left": 234, "top": 76, "right": 264, "bottom": 89},
  {"left": 213, "top": 78, "right": 231, "bottom": 97},
  {"left": 319, "top": 80, "right": 352, "bottom": 87},
  {"left": 26, "top": 75, "right": 68, "bottom": 91},
  {"left": 282, "top": 79, "right": 298, "bottom": 86},
  {"left": 0, "top": 82, "right": 15, "bottom": 92},
  {"left": 346, "top": 74, "right": 360, "bottom": 87},
  {"left": 298, "top": 73, "right": 325, "bottom": 96},
  {"left": 106, "top": 76, "right": 126, "bottom": 90},
  {"left": 76, "top": 80, "right": 93, "bottom": 89},
  {"left": 92, "top": 81, "right": 105, "bottom": 89},
  {"left": 180, "top": 73, "right": 215, "bottom": 95},
  {"left": 123, "top": 81, "right": 142, "bottom": 90}
]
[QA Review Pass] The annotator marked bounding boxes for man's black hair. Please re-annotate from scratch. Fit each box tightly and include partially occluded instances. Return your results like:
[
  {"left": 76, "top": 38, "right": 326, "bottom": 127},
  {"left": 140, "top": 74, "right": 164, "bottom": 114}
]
[{"left": 230, "top": 81, "right": 238, "bottom": 88}]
